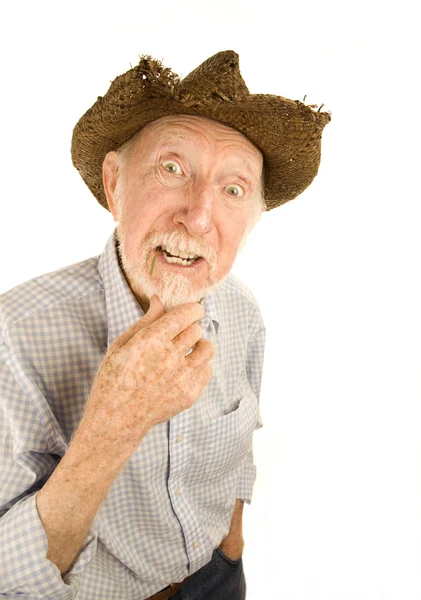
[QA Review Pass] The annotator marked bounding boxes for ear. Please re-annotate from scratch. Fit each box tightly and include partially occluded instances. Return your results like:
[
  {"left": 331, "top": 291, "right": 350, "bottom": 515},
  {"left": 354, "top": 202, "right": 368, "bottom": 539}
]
[{"left": 102, "top": 151, "right": 120, "bottom": 222}]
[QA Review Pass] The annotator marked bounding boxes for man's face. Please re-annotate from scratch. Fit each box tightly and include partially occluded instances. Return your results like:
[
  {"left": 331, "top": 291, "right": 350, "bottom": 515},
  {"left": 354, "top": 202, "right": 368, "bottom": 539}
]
[{"left": 103, "top": 115, "right": 264, "bottom": 313}]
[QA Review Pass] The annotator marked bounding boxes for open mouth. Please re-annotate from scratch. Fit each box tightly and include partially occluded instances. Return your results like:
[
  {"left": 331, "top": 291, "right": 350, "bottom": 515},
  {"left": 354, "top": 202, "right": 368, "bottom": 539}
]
[{"left": 157, "top": 245, "right": 202, "bottom": 266}]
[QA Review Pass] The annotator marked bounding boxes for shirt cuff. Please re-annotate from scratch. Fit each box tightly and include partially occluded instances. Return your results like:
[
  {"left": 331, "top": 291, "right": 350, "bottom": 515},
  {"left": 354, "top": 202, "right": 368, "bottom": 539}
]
[{"left": 0, "top": 492, "right": 97, "bottom": 599}]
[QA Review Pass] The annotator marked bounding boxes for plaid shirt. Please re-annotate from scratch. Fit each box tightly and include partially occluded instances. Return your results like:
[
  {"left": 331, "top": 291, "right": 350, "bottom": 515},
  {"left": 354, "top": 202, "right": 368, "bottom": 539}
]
[{"left": 0, "top": 231, "right": 265, "bottom": 599}]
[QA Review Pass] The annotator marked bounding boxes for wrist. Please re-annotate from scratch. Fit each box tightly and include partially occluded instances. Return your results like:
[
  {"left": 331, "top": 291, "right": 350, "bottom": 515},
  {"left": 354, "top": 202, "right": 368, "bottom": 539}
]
[
  {"left": 220, "top": 534, "right": 244, "bottom": 560},
  {"left": 70, "top": 414, "right": 147, "bottom": 474}
]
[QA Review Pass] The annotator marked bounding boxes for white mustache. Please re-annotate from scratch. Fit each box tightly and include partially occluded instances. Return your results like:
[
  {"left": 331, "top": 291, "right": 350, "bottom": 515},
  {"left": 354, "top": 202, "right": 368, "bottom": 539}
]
[{"left": 148, "top": 230, "right": 216, "bottom": 265}]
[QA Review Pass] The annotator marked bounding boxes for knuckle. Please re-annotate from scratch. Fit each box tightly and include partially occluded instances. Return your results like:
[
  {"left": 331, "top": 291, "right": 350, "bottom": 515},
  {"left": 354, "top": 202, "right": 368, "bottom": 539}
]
[
  {"left": 142, "top": 333, "right": 166, "bottom": 355},
  {"left": 141, "top": 328, "right": 160, "bottom": 344},
  {"left": 179, "top": 302, "right": 204, "bottom": 320}
]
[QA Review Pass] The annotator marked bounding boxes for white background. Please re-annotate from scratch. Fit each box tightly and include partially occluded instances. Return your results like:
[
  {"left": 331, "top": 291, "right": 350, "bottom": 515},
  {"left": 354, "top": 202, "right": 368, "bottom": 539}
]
[{"left": 1, "top": 1, "right": 420, "bottom": 598}]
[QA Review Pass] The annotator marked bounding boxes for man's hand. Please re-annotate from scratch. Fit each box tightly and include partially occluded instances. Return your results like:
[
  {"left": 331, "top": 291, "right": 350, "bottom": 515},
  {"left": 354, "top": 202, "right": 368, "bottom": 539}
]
[
  {"left": 36, "top": 295, "right": 215, "bottom": 576},
  {"left": 76, "top": 295, "right": 215, "bottom": 465}
]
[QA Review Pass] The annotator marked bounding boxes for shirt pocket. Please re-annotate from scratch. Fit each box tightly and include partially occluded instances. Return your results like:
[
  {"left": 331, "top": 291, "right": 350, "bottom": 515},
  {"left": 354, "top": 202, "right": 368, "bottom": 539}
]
[{"left": 203, "top": 380, "right": 259, "bottom": 477}]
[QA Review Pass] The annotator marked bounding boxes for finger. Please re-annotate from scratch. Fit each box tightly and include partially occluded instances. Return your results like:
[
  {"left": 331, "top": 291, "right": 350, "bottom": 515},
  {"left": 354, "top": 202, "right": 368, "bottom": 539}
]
[
  {"left": 113, "top": 295, "right": 165, "bottom": 348},
  {"left": 172, "top": 322, "right": 203, "bottom": 355},
  {"left": 185, "top": 338, "right": 216, "bottom": 368},
  {"left": 146, "top": 302, "right": 205, "bottom": 341},
  {"left": 194, "top": 361, "right": 214, "bottom": 389}
]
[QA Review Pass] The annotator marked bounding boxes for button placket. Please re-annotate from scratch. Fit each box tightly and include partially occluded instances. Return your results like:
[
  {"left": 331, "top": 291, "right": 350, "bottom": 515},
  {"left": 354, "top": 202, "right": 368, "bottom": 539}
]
[{"left": 167, "top": 409, "right": 190, "bottom": 524}]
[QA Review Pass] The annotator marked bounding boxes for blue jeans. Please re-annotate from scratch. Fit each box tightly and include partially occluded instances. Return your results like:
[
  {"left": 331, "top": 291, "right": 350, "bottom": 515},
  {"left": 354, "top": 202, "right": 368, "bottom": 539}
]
[{"left": 174, "top": 547, "right": 246, "bottom": 600}]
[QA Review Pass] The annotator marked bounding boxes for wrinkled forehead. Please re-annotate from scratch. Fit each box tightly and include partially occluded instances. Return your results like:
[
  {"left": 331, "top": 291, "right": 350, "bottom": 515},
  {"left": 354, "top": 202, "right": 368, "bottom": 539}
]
[{"left": 132, "top": 115, "right": 264, "bottom": 174}]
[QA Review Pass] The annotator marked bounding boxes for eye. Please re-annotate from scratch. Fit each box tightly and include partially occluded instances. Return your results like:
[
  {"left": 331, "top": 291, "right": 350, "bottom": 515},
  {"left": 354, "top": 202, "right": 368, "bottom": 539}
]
[
  {"left": 225, "top": 184, "right": 244, "bottom": 197},
  {"left": 162, "top": 160, "right": 183, "bottom": 175}
]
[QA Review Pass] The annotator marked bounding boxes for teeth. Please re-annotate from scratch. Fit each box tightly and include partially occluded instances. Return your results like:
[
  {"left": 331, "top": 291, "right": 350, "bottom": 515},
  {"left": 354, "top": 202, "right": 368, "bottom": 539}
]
[
  {"left": 161, "top": 245, "right": 199, "bottom": 260},
  {"left": 163, "top": 254, "right": 196, "bottom": 266}
]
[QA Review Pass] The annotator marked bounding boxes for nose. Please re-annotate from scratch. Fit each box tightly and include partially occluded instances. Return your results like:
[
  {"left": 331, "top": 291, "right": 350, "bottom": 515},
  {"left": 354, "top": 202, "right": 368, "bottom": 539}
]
[{"left": 173, "top": 180, "right": 215, "bottom": 236}]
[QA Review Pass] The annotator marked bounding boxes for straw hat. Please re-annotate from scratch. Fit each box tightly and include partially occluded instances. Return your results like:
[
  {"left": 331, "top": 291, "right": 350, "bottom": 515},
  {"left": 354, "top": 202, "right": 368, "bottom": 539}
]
[{"left": 71, "top": 50, "right": 331, "bottom": 211}]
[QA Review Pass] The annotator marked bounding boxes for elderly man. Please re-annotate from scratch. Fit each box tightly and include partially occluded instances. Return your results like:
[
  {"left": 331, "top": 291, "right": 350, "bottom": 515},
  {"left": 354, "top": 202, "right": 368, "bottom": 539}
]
[{"left": 0, "top": 51, "right": 330, "bottom": 599}]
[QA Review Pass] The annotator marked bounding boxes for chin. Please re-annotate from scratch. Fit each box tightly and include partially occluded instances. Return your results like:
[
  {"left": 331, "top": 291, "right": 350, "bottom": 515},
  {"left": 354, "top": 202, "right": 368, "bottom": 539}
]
[
  {"left": 116, "top": 227, "right": 228, "bottom": 312},
  {"left": 139, "top": 274, "right": 206, "bottom": 312},
  {"left": 127, "top": 257, "right": 230, "bottom": 313},
  {"left": 121, "top": 254, "right": 209, "bottom": 312}
]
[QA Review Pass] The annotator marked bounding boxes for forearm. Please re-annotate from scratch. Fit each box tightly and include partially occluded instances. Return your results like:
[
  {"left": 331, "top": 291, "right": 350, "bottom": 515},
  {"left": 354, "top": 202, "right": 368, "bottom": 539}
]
[
  {"left": 36, "top": 427, "right": 131, "bottom": 576},
  {"left": 220, "top": 499, "right": 244, "bottom": 559}
]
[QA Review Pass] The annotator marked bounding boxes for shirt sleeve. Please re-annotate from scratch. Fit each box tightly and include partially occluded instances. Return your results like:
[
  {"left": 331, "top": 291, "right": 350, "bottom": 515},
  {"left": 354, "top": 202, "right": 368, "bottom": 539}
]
[
  {"left": 0, "top": 348, "right": 97, "bottom": 598},
  {"left": 236, "top": 323, "right": 266, "bottom": 504}
]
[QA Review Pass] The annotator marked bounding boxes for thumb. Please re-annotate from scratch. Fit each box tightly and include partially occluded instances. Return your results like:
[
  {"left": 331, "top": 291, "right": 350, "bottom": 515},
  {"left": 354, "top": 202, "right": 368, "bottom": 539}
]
[
  {"left": 144, "top": 294, "right": 165, "bottom": 321},
  {"left": 112, "top": 295, "right": 165, "bottom": 349}
]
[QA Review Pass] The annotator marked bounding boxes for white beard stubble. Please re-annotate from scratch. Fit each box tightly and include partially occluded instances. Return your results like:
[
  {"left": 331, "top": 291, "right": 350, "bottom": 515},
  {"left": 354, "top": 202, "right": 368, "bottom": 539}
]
[{"left": 115, "top": 223, "right": 227, "bottom": 313}]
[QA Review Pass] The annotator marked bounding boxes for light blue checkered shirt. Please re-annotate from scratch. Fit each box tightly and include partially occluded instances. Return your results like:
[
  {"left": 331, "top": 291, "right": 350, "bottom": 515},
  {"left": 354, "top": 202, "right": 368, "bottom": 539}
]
[{"left": 0, "top": 231, "right": 265, "bottom": 599}]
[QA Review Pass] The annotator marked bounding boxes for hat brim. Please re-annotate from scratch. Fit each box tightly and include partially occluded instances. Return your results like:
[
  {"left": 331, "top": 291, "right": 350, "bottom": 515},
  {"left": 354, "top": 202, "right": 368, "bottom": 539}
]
[{"left": 71, "top": 52, "right": 330, "bottom": 211}]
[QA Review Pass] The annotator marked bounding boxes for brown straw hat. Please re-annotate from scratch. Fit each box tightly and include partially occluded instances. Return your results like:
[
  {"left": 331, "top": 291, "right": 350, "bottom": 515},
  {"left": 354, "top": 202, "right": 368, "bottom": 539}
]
[{"left": 71, "top": 50, "right": 331, "bottom": 211}]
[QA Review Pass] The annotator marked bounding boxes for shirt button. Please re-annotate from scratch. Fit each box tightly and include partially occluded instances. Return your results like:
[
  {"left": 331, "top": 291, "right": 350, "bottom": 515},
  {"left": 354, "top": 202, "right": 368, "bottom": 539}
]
[
  {"left": 176, "top": 488, "right": 181, "bottom": 497},
  {"left": 176, "top": 434, "right": 184, "bottom": 443},
  {"left": 194, "top": 540, "right": 200, "bottom": 549}
]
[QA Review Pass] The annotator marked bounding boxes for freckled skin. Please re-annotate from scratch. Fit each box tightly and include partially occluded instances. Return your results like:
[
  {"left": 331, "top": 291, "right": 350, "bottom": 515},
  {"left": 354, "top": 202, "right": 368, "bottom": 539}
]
[
  {"left": 35, "top": 118, "right": 259, "bottom": 576},
  {"left": 79, "top": 299, "right": 214, "bottom": 461},
  {"left": 103, "top": 115, "right": 264, "bottom": 313}
]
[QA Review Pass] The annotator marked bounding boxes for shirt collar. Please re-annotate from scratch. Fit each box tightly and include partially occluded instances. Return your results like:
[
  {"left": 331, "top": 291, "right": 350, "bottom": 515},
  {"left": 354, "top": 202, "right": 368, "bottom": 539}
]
[{"left": 98, "top": 230, "right": 219, "bottom": 348}]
